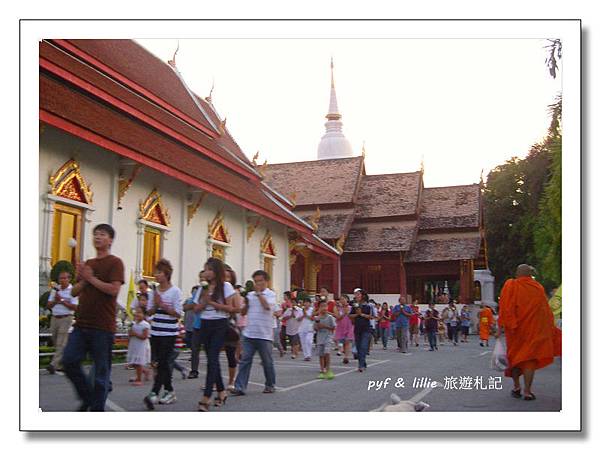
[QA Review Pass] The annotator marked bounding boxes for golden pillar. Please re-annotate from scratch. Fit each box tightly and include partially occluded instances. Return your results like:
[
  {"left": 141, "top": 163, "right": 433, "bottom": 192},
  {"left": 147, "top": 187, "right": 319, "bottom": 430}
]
[{"left": 303, "top": 252, "right": 321, "bottom": 295}]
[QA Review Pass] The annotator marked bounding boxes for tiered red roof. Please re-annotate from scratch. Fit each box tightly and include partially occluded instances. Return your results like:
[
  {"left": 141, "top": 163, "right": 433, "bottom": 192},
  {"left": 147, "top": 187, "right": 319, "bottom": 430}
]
[{"left": 39, "top": 39, "right": 338, "bottom": 259}]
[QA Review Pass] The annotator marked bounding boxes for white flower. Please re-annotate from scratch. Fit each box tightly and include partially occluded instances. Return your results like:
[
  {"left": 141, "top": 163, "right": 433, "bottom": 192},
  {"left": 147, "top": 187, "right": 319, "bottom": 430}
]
[
  {"left": 200, "top": 280, "right": 209, "bottom": 288},
  {"left": 239, "top": 288, "right": 246, "bottom": 295}
]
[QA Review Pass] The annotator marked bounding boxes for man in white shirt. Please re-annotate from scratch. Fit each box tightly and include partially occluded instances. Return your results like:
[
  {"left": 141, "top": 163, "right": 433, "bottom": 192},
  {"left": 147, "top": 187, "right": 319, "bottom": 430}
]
[
  {"left": 231, "top": 270, "right": 277, "bottom": 396},
  {"left": 46, "top": 270, "right": 78, "bottom": 374}
]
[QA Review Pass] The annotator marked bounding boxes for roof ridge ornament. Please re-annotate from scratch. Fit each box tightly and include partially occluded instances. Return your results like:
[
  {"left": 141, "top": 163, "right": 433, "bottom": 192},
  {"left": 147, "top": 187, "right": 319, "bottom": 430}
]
[
  {"left": 257, "top": 159, "right": 268, "bottom": 177},
  {"left": 309, "top": 207, "right": 321, "bottom": 232},
  {"left": 167, "top": 40, "right": 179, "bottom": 68},
  {"left": 218, "top": 117, "right": 227, "bottom": 134},
  {"left": 252, "top": 151, "right": 260, "bottom": 167},
  {"left": 361, "top": 141, "right": 366, "bottom": 158},
  {"left": 205, "top": 78, "right": 215, "bottom": 103}
]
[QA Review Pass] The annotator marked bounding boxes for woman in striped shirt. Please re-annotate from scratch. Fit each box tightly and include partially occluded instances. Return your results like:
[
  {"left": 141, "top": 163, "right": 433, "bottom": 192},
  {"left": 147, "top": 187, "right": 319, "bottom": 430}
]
[{"left": 143, "top": 259, "right": 183, "bottom": 410}]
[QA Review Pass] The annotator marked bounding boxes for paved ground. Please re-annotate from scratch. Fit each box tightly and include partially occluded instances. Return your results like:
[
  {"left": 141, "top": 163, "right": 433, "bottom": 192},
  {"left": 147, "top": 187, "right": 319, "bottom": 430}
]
[{"left": 39, "top": 337, "right": 561, "bottom": 412}]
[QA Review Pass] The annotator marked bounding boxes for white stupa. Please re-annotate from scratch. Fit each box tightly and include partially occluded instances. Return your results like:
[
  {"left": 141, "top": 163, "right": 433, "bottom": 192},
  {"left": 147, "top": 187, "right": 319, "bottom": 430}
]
[{"left": 317, "top": 58, "right": 353, "bottom": 160}]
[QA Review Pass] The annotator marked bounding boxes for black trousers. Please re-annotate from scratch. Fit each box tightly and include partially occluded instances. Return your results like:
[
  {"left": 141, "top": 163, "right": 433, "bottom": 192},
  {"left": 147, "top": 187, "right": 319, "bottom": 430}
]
[
  {"left": 199, "top": 318, "right": 228, "bottom": 398},
  {"left": 150, "top": 335, "right": 176, "bottom": 394},
  {"left": 280, "top": 325, "right": 287, "bottom": 351},
  {"left": 190, "top": 328, "right": 202, "bottom": 373}
]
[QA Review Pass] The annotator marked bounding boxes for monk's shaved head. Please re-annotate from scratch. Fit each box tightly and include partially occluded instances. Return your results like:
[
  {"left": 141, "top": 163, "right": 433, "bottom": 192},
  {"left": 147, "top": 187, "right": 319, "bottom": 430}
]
[{"left": 516, "top": 264, "right": 534, "bottom": 277}]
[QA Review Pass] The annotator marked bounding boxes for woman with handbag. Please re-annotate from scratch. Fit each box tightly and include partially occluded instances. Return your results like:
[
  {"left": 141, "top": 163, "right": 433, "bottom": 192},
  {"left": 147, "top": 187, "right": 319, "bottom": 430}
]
[{"left": 194, "top": 258, "right": 238, "bottom": 412}]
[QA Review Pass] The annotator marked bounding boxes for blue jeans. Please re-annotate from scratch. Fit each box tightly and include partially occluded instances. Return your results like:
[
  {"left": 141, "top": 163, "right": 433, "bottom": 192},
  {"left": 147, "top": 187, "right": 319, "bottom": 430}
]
[
  {"left": 355, "top": 329, "right": 371, "bottom": 369},
  {"left": 62, "top": 327, "right": 114, "bottom": 411},
  {"left": 199, "top": 318, "right": 228, "bottom": 398},
  {"left": 427, "top": 330, "right": 437, "bottom": 349},
  {"left": 234, "top": 337, "right": 276, "bottom": 392}
]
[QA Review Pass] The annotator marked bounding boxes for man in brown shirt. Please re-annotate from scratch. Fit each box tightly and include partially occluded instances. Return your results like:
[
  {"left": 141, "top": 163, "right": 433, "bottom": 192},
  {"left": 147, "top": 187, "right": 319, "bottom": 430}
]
[{"left": 62, "top": 224, "right": 125, "bottom": 411}]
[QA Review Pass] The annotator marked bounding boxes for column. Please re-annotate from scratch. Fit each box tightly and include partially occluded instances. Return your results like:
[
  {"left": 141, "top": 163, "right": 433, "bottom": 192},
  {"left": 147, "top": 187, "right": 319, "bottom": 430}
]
[
  {"left": 399, "top": 253, "right": 407, "bottom": 298},
  {"left": 332, "top": 256, "right": 341, "bottom": 297},
  {"left": 459, "top": 260, "right": 474, "bottom": 304}
]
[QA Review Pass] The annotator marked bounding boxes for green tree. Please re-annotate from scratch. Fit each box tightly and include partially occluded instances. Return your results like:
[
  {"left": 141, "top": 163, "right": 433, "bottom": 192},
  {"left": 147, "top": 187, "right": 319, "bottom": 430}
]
[
  {"left": 484, "top": 41, "right": 562, "bottom": 295},
  {"left": 534, "top": 96, "right": 562, "bottom": 288},
  {"left": 483, "top": 146, "right": 551, "bottom": 293}
]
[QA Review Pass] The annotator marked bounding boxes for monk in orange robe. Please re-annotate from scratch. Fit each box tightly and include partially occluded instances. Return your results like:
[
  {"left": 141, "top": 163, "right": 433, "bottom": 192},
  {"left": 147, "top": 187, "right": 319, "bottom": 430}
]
[
  {"left": 478, "top": 305, "right": 495, "bottom": 347},
  {"left": 497, "top": 264, "right": 562, "bottom": 401}
]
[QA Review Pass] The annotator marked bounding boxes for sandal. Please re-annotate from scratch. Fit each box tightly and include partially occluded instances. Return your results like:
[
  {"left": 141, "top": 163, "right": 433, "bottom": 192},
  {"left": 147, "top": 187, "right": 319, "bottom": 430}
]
[
  {"left": 213, "top": 393, "right": 228, "bottom": 407},
  {"left": 197, "top": 401, "right": 210, "bottom": 412},
  {"left": 511, "top": 388, "right": 522, "bottom": 398},
  {"left": 523, "top": 393, "right": 536, "bottom": 401}
]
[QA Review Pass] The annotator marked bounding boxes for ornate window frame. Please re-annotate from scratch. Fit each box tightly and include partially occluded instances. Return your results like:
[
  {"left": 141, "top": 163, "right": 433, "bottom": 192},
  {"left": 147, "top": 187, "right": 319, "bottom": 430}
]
[
  {"left": 259, "top": 230, "right": 277, "bottom": 286},
  {"left": 40, "top": 159, "right": 95, "bottom": 284},
  {"left": 207, "top": 210, "right": 231, "bottom": 261},
  {"left": 136, "top": 189, "right": 171, "bottom": 280}
]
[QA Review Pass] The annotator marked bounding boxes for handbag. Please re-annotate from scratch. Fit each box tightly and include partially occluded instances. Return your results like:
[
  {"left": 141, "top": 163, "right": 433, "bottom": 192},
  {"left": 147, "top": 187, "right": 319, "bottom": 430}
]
[
  {"left": 225, "top": 319, "right": 240, "bottom": 343},
  {"left": 490, "top": 337, "right": 508, "bottom": 371}
]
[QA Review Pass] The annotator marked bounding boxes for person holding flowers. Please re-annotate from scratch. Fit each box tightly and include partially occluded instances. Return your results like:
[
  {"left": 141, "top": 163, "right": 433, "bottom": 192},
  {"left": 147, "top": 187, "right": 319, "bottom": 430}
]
[
  {"left": 143, "top": 258, "right": 183, "bottom": 410},
  {"left": 194, "top": 258, "right": 238, "bottom": 412}
]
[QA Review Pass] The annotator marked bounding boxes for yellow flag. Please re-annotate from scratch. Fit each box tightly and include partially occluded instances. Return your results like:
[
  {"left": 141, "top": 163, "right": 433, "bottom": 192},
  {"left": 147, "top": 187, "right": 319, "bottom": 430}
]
[
  {"left": 549, "top": 285, "right": 562, "bottom": 319},
  {"left": 126, "top": 270, "right": 136, "bottom": 319}
]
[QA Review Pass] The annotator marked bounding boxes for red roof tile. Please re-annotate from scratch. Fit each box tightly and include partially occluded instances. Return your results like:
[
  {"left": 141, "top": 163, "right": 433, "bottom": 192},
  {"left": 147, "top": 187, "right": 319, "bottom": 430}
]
[
  {"left": 262, "top": 157, "right": 363, "bottom": 206},
  {"left": 298, "top": 209, "right": 355, "bottom": 240},
  {"left": 344, "top": 221, "right": 418, "bottom": 253},
  {"left": 40, "top": 73, "right": 312, "bottom": 233},
  {"left": 405, "top": 232, "right": 481, "bottom": 262},
  {"left": 355, "top": 172, "right": 422, "bottom": 218},
  {"left": 419, "top": 185, "right": 481, "bottom": 230},
  {"left": 46, "top": 39, "right": 260, "bottom": 180},
  {"left": 61, "top": 39, "right": 218, "bottom": 133}
]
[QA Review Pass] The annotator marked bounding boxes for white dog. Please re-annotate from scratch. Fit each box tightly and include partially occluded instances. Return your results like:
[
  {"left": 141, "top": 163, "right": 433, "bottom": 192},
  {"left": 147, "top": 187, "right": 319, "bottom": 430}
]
[{"left": 373, "top": 393, "right": 430, "bottom": 412}]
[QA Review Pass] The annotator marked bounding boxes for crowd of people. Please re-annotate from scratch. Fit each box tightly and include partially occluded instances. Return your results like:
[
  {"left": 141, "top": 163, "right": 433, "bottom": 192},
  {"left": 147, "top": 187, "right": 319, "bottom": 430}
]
[{"left": 45, "top": 223, "right": 560, "bottom": 412}]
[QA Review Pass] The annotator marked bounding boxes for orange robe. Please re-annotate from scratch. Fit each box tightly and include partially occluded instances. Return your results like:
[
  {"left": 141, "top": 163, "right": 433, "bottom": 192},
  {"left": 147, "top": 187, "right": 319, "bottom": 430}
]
[
  {"left": 478, "top": 307, "right": 495, "bottom": 340},
  {"left": 498, "top": 276, "right": 562, "bottom": 377}
]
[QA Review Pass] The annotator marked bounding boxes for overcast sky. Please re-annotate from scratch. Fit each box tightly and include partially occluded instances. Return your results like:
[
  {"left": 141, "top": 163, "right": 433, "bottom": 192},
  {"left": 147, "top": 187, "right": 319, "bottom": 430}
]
[{"left": 136, "top": 38, "right": 561, "bottom": 187}]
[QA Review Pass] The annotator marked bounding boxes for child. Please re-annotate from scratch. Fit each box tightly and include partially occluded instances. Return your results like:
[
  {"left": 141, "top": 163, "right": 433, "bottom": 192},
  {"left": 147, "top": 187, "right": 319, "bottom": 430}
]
[
  {"left": 281, "top": 299, "right": 303, "bottom": 359},
  {"left": 333, "top": 295, "right": 354, "bottom": 364},
  {"left": 298, "top": 298, "right": 315, "bottom": 361},
  {"left": 314, "top": 300, "right": 336, "bottom": 380},
  {"left": 437, "top": 318, "right": 446, "bottom": 346},
  {"left": 127, "top": 307, "right": 152, "bottom": 386}
]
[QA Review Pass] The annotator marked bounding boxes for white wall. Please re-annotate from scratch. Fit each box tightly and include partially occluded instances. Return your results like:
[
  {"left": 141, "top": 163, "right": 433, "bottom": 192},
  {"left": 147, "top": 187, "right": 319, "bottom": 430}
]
[{"left": 39, "top": 128, "right": 292, "bottom": 306}]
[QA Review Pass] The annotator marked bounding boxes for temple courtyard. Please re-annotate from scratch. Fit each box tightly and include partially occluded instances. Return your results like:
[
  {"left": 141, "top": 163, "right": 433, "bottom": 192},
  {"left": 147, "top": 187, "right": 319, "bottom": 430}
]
[{"left": 39, "top": 339, "right": 561, "bottom": 413}]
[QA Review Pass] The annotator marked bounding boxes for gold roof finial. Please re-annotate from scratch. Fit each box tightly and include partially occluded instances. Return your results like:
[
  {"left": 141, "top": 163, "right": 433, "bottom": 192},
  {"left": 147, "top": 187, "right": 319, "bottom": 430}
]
[
  {"left": 205, "top": 78, "right": 215, "bottom": 103},
  {"left": 420, "top": 154, "right": 425, "bottom": 173},
  {"left": 218, "top": 117, "right": 227, "bottom": 134},
  {"left": 252, "top": 151, "right": 260, "bottom": 167},
  {"left": 309, "top": 207, "right": 321, "bottom": 232},
  {"left": 289, "top": 192, "right": 297, "bottom": 209},
  {"left": 167, "top": 40, "right": 180, "bottom": 68},
  {"left": 361, "top": 141, "right": 366, "bottom": 158},
  {"left": 258, "top": 159, "right": 268, "bottom": 177},
  {"left": 335, "top": 233, "right": 346, "bottom": 253}
]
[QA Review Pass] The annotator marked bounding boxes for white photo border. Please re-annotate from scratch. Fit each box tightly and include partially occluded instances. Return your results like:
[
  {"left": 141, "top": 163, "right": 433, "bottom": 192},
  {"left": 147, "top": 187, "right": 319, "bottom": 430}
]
[{"left": 20, "top": 18, "right": 581, "bottom": 432}]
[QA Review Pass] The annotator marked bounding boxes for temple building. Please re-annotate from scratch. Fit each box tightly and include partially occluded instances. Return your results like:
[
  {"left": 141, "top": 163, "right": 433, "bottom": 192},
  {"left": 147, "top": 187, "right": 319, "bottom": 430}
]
[
  {"left": 38, "top": 39, "right": 340, "bottom": 306},
  {"left": 263, "top": 61, "right": 494, "bottom": 304}
]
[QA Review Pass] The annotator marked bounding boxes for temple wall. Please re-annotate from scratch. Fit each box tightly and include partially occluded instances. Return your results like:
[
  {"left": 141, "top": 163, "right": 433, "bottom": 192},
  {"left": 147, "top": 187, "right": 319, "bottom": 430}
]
[{"left": 39, "top": 127, "right": 290, "bottom": 305}]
